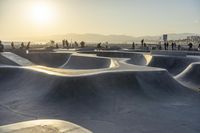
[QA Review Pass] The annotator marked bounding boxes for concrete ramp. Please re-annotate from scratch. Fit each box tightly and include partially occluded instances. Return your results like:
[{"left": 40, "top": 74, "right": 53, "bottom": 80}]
[
  {"left": 6, "top": 51, "right": 115, "bottom": 70},
  {"left": 151, "top": 50, "right": 187, "bottom": 56},
  {"left": 127, "top": 55, "right": 200, "bottom": 76},
  {"left": 176, "top": 62, "right": 200, "bottom": 91},
  {"left": 61, "top": 55, "right": 112, "bottom": 69},
  {"left": 13, "top": 52, "right": 71, "bottom": 67},
  {"left": 147, "top": 55, "right": 200, "bottom": 75},
  {"left": 0, "top": 66, "right": 200, "bottom": 133},
  {"left": 1, "top": 52, "right": 33, "bottom": 66},
  {"left": 1, "top": 51, "right": 200, "bottom": 133},
  {"left": 0, "top": 53, "right": 19, "bottom": 66}
]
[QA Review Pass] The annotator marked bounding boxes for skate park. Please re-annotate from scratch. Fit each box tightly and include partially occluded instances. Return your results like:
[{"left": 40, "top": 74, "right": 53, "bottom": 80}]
[{"left": 0, "top": 49, "right": 200, "bottom": 133}]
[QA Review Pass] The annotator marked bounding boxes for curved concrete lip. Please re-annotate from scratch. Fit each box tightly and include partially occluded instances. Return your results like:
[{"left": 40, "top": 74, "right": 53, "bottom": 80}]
[{"left": 0, "top": 119, "right": 92, "bottom": 133}]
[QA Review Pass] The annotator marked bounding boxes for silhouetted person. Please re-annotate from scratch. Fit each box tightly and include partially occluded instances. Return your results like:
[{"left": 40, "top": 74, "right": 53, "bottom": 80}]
[
  {"left": 56, "top": 43, "right": 59, "bottom": 49},
  {"left": 20, "top": 42, "right": 25, "bottom": 49},
  {"left": 198, "top": 44, "right": 200, "bottom": 51},
  {"left": 132, "top": 42, "right": 135, "bottom": 49},
  {"left": 80, "top": 41, "right": 85, "bottom": 48},
  {"left": 97, "top": 43, "right": 102, "bottom": 50},
  {"left": 166, "top": 42, "right": 169, "bottom": 50},
  {"left": 174, "top": 43, "right": 177, "bottom": 49},
  {"left": 141, "top": 39, "right": 144, "bottom": 48},
  {"left": 26, "top": 42, "right": 30, "bottom": 50},
  {"left": 144, "top": 43, "right": 147, "bottom": 48},
  {"left": 164, "top": 42, "right": 167, "bottom": 50},
  {"left": 11, "top": 42, "right": 15, "bottom": 49},
  {"left": 0, "top": 40, "right": 4, "bottom": 52},
  {"left": 65, "top": 40, "right": 69, "bottom": 48},
  {"left": 188, "top": 43, "right": 193, "bottom": 51},
  {"left": 178, "top": 45, "right": 181, "bottom": 51},
  {"left": 171, "top": 42, "right": 175, "bottom": 50},
  {"left": 62, "top": 40, "right": 66, "bottom": 48},
  {"left": 74, "top": 41, "right": 78, "bottom": 47}
]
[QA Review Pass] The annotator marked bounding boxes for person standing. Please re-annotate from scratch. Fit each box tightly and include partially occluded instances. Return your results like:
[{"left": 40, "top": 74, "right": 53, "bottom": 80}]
[
  {"left": 132, "top": 42, "right": 135, "bottom": 49},
  {"left": 174, "top": 42, "right": 177, "bottom": 50},
  {"left": 166, "top": 42, "right": 169, "bottom": 50},
  {"left": 0, "top": 40, "right": 4, "bottom": 52},
  {"left": 11, "top": 42, "right": 15, "bottom": 49},
  {"left": 188, "top": 43, "right": 193, "bottom": 51},
  {"left": 20, "top": 42, "right": 25, "bottom": 49},
  {"left": 141, "top": 39, "right": 144, "bottom": 48},
  {"left": 26, "top": 42, "right": 30, "bottom": 50},
  {"left": 164, "top": 42, "right": 167, "bottom": 50},
  {"left": 171, "top": 42, "right": 174, "bottom": 50},
  {"left": 56, "top": 43, "right": 59, "bottom": 49},
  {"left": 62, "top": 40, "right": 66, "bottom": 48},
  {"left": 65, "top": 40, "right": 69, "bottom": 48}
]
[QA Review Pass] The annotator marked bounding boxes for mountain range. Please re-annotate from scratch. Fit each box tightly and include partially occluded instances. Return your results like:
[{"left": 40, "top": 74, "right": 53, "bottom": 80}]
[{"left": 8, "top": 33, "right": 200, "bottom": 43}]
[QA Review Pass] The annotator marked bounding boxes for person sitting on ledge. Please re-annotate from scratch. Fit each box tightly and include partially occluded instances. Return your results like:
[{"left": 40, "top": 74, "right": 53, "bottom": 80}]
[{"left": 0, "top": 40, "right": 4, "bottom": 52}]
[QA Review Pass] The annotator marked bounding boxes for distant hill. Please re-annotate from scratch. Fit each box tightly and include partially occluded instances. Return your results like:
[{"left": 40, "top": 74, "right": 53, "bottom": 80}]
[{"left": 6, "top": 33, "right": 200, "bottom": 44}]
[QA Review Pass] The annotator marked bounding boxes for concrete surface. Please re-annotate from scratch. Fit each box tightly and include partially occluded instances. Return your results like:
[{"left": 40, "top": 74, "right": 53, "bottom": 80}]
[{"left": 0, "top": 50, "right": 200, "bottom": 133}]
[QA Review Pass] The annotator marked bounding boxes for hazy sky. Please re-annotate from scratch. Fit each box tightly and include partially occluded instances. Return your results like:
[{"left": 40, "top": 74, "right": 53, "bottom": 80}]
[{"left": 0, "top": 0, "right": 199, "bottom": 40}]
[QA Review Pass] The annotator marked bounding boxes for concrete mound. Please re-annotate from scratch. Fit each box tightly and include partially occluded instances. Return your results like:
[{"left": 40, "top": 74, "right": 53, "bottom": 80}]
[
  {"left": 81, "top": 51, "right": 200, "bottom": 76},
  {"left": 61, "top": 55, "right": 112, "bottom": 69},
  {"left": 0, "top": 66, "right": 200, "bottom": 133},
  {"left": 11, "top": 51, "right": 113, "bottom": 69},
  {"left": 176, "top": 62, "right": 200, "bottom": 91},
  {"left": 0, "top": 54, "right": 19, "bottom": 66},
  {"left": 127, "top": 55, "right": 200, "bottom": 75},
  {"left": 13, "top": 52, "right": 71, "bottom": 67}
]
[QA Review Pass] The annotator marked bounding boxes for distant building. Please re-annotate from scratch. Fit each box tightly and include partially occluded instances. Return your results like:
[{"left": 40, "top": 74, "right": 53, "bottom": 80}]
[{"left": 163, "top": 34, "right": 168, "bottom": 43}]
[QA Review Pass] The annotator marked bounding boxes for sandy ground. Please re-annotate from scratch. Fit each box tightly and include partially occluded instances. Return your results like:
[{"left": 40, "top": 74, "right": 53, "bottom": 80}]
[{"left": 6, "top": 125, "right": 60, "bottom": 133}]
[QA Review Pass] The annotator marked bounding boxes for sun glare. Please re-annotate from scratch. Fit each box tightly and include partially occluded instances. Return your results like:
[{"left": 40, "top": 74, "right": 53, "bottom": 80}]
[{"left": 30, "top": 2, "right": 55, "bottom": 25}]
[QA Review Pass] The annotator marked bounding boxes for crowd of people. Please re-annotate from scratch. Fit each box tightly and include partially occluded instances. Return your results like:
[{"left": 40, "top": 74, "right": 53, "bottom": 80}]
[
  {"left": 131, "top": 39, "right": 200, "bottom": 51},
  {"left": 58, "top": 40, "right": 86, "bottom": 49},
  {"left": 0, "top": 39, "right": 200, "bottom": 52},
  {"left": 0, "top": 41, "right": 31, "bottom": 52}
]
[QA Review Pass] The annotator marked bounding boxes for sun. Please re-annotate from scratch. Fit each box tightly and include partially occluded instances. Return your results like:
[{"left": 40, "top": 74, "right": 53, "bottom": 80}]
[{"left": 30, "top": 2, "right": 54, "bottom": 25}]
